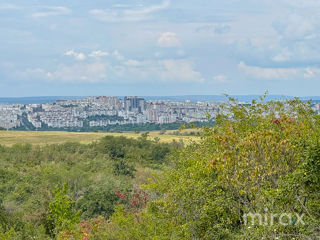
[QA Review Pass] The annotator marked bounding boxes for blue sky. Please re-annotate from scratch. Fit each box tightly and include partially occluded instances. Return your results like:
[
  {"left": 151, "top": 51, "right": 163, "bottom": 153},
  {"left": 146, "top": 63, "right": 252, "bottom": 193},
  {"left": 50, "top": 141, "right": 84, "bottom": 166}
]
[{"left": 0, "top": 0, "right": 319, "bottom": 97}]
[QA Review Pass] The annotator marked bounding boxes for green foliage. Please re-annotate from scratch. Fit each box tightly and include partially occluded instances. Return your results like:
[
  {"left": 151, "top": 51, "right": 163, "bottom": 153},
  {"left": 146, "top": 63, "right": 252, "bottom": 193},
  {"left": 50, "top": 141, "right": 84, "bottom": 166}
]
[
  {"left": 0, "top": 134, "right": 178, "bottom": 238},
  {"left": 46, "top": 184, "right": 81, "bottom": 236},
  {"left": 75, "top": 184, "right": 121, "bottom": 219},
  {"left": 57, "top": 216, "right": 110, "bottom": 240},
  {"left": 0, "top": 228, "right": 18, "bottom": 240},
  {"left": 14, "top": 121, "right": 214, "bottom": 132},
  {"left": 150, "top": 144, "right": 171, "bottom": 162},
  {"left": 0, "top": 204, "right": 10, "bottom": 233},
  {"left": 178, "top": 123, "right": 187, "bottom": 131},
  {"left": 85, "top": 114, "right": 124, "bottom": 122},
  {"left": 113, "top": 159, "right": 136, "bottom": 177}
]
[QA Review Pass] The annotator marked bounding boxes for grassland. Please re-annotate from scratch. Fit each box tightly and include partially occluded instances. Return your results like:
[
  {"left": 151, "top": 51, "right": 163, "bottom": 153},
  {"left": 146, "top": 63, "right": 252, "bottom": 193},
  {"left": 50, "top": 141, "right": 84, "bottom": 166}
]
[{"left": 0, "top": 130, "right": 200, "bottom": 146}]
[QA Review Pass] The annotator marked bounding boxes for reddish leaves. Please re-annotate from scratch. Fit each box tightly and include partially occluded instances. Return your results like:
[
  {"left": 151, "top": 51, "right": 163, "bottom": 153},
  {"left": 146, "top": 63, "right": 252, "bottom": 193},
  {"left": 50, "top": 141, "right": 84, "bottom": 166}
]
[{"left": 115, "top": 188, "right": 149, "bottom": 222}]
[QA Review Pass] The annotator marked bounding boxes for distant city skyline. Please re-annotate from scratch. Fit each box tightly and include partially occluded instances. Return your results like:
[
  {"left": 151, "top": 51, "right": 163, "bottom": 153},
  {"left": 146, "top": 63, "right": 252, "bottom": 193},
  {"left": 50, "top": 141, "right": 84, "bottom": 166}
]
[
  {"left": 2, "top": 94, "right": 320, "bottom": 131},
  {"left": 1, "top": 0, "right": 319, "bottom": 97},
  {"left": 0, "top": 96, "right": 218, "bottom": 130}
]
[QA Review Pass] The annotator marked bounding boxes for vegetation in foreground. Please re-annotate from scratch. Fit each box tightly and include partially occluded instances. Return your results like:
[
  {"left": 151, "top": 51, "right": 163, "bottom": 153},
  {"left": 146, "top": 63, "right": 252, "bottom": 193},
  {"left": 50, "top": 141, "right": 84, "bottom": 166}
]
[
  {"left": 0, "top": 134, "right": 183, "bottom": 239},
  {"left": 2, "top": 97, "right": 320, "bottom": 239}
]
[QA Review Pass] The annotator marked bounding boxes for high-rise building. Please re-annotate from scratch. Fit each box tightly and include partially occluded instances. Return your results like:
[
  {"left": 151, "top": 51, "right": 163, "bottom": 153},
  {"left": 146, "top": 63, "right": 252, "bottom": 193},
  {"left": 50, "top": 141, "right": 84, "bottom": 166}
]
[
  {"left": 146, "top": 109, "right": 159, "bottom": 122},
  {"left": 124, "top": 96, "right": 145, "bottom": 113}
]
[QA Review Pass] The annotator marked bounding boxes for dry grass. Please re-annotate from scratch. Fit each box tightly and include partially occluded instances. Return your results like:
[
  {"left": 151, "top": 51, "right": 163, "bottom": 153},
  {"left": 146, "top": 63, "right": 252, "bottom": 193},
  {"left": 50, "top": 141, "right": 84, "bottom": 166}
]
[{"left": 0, "top": 130, "right": 200, "bottom": 146}]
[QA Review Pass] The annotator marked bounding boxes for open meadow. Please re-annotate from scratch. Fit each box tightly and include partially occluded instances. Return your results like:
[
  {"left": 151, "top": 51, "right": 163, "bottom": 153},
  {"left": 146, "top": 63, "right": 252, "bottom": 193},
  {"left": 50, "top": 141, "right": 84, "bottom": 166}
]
[{"left": 0, "top": 129, "right": 200, "bottom": 146}]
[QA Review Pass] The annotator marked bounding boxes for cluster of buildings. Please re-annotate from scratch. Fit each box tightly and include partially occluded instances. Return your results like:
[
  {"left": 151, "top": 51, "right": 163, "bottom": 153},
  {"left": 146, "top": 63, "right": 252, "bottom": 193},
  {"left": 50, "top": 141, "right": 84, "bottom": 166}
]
[
  {"left": 2, "top": 97, "right": 320, "bottom": 130},
  {"left": 0, "top": 96, "right": 218, "bottom": 130},
  {"left": 0, "top": 104, "right": 23, "bottom": 129},
  {"left": 2, "top": 96, "right": 320, "bottom": 131}
]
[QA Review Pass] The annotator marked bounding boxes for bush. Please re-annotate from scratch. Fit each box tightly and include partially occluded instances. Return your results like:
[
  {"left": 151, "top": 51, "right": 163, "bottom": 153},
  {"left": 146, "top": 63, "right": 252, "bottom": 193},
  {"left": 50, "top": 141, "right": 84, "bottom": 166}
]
[
  {"left": 113, "top": 159, "right": 136, "bottom": 178},
  {"left": 76, "top": 184, "right": 123, "bottom": 219},
  {"left": 159, "top": 129, "right": 166, "bottom": 135},
  {"left": 45, "top": 184, "right": 81, "bottom": 237}
]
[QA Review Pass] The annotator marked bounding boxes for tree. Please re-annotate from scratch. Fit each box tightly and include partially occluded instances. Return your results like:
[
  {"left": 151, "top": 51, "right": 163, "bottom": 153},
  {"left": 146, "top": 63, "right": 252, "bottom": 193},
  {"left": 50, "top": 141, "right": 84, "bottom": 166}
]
[
  {"left": 151, "top": 144, "right": 170, "bottom": 162},
  {"left": 76, "top": 185, "right": 120, "bottom": 219},
  {"left": 113, "top": 159, "right": 136, "bottom": 178},
  {"left": 45, "top": 184, "right": 81, "bottom": 237}
]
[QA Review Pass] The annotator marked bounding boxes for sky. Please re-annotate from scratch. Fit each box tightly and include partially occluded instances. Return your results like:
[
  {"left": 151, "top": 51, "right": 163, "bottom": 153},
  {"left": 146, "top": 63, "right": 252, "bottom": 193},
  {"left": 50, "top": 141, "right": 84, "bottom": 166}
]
[{"left": 0, "top": 0, "right": 319, "bottom": 97}]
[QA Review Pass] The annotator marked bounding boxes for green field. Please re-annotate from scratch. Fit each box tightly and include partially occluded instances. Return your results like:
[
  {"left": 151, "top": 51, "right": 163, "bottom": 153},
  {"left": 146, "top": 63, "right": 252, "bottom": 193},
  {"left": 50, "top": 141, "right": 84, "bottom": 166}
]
[{"left": 0, "top": 130, "right": 199, "bottom": 146}]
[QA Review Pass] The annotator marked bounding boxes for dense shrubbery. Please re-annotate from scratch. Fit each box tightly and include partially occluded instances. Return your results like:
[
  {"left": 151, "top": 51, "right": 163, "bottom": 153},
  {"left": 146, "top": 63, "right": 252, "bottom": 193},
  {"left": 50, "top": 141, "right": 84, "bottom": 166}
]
[
  {"left": 3, "top": 97, "right": 320, "bottom": 239},
  {"left": 0, "top": 135, "right": 182, "bottom": 239}
]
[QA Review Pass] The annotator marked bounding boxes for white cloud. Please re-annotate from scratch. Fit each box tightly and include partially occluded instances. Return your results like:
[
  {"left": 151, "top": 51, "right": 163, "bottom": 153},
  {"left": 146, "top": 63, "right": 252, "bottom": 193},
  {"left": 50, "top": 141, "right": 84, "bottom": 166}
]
[
  {"left": 21, "top": 45, "right": 203, "bottom": 84},
  {"left": 75, "top": 53, "right": 86, "bottom": 61},
  {"left": 97, "top": 58, "right": 202, "bottom": 83},
  {"left": 0, "top": 3, "right": 20, "bottom": 10},
  {"left": 213, "top": 75, "right": 227, "bottom": 82},
  {"left": 113, "top": 59, "right": 203, "bottom": 82},
  {"left": 17, "top": 68, "right": 46, "bottom": 80},
  {"left": 159, "top": 59, "right": 203, "bottom": 82},
  {"left": 47, "top": 62, "right": 108, "bottom": 83},
  {"left": 32, "top": 6, "right": 71, "bottom": 18},
  {"left": 27, "top": 59, "right": 203, "bottom": 84},
  {"left": 304, "top": 67, "right": 320, "bottom": 78},
  {"left": 118, "top": 59, "right": 203, "bottom": 83},
  {"left": 112, "top": 50, "right": 125, "bottom": 60},
  {"left": 89, "top": 50, "right": 109, "bottom": 58},
  {"left": 268, "top": 11, "right": 320, "bottom": 64},
  {"left": 124, "top": 59, "right": 142, "bottom": 66},
  {"left": 89, "top": 0, "right": 170, "bottom": 22},
  {"left": 65, "top": 50, "right": 109, "bottom": 60},
  {"left": 273, "top": 13, "right": 315, "bottom": 40},
  {"left": 272, "top": 48, "right": 292, "bottom": 62},
  {"left": 238, "top": 61, "right": 300, "bottom": 79},
  {"left": 158, "top": 32, "right": 181, "bottom": 47},
  {"left": 65, "top": 50, "right": 86, "bottom": 61},
  {"left": 238, "top": 61, "right": 320, "bottom": 80}
]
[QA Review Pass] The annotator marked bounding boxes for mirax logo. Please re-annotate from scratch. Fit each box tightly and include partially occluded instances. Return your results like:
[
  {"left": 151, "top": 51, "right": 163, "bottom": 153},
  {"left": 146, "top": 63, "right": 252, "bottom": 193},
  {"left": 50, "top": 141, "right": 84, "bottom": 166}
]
[{"left": 243, "top": 208, "right": 305, "bottom": 226}]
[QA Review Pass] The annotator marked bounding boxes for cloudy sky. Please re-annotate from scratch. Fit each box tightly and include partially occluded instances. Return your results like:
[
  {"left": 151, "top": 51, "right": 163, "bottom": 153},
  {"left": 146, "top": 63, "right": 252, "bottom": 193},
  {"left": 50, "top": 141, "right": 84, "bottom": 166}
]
[{"left": 0, "top": 0, "right": 319, "bottom": 97}]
